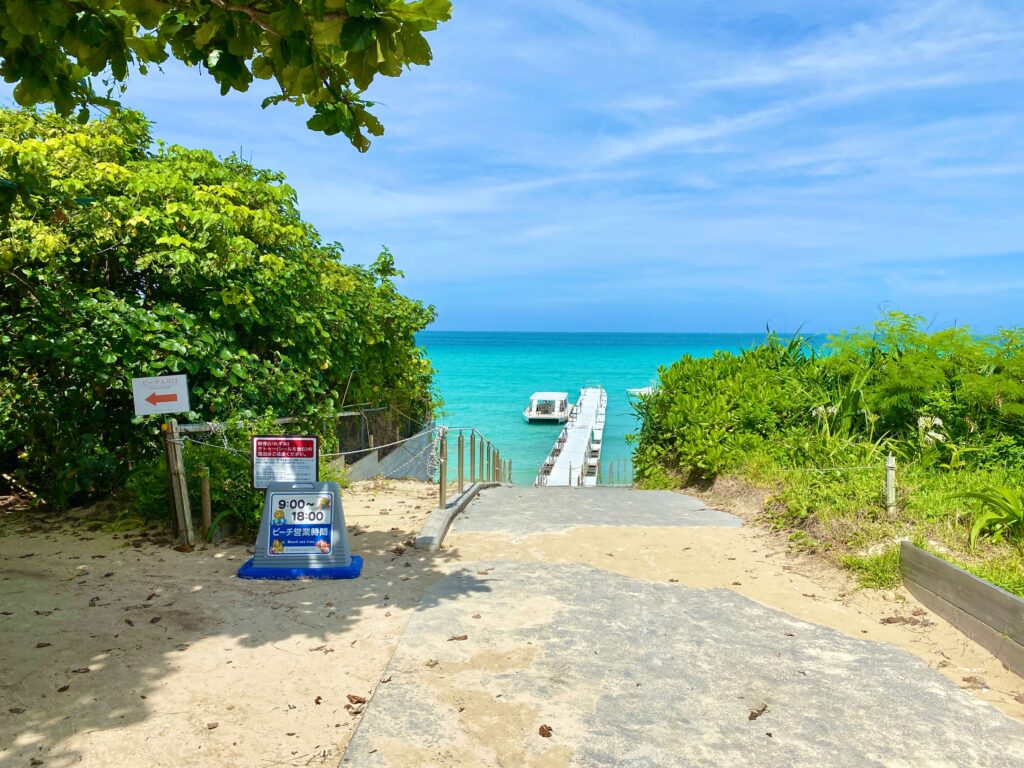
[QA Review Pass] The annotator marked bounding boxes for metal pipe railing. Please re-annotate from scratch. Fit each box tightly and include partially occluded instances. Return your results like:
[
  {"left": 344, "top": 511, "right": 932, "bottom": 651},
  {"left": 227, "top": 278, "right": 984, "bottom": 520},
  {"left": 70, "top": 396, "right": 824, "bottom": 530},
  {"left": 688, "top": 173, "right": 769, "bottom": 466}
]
[{"left": 437, "top": 428, "right": 512, "bottom": 508}]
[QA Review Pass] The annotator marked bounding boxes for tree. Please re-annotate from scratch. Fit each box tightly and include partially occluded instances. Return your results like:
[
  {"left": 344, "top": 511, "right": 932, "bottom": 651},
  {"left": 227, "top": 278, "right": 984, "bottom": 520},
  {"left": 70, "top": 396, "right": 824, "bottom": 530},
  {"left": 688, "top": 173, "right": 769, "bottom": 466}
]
[
  {"left": 0, "top": 0, "right": 452, "bottom": 150},
  {"left": 0, "top": 107, "right": 436, "bottom": 506}
]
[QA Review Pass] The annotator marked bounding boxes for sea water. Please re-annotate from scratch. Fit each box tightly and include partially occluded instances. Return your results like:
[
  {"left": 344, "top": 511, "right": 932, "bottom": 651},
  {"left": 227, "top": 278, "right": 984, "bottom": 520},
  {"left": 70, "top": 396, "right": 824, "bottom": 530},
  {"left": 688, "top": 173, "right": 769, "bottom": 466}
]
[{"left": 420, "top": 331, "right": 776, "bottom": 486}]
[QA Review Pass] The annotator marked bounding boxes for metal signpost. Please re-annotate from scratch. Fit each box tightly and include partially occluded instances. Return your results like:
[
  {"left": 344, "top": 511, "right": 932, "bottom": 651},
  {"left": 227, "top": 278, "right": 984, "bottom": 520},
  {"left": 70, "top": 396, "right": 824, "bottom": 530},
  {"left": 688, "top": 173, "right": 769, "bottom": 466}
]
[{"left": 251, "top": 435, "right": 319, "bottom": 489}]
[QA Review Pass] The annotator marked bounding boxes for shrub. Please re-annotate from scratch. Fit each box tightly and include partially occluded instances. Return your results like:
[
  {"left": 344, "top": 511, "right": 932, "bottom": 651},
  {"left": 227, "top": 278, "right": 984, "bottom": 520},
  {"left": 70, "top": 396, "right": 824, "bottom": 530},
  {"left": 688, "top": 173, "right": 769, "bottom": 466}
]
[{"left": 0, "top": 108, "right": 435, "bottom": 508}]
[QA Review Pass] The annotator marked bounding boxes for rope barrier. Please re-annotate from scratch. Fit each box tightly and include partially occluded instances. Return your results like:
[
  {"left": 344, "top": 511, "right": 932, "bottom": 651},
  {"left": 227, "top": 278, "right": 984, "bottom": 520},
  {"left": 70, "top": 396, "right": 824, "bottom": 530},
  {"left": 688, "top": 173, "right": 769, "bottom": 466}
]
[{"left": 320, "top": 428, "right": 436, "bottom": 458}]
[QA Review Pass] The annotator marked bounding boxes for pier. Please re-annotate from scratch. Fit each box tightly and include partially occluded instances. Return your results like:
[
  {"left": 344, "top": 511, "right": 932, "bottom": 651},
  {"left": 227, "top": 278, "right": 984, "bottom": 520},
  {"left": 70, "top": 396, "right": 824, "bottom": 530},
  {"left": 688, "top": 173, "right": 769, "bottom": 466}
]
[{"left": 535, "top": 387, "right": 607, "bottom": 486}]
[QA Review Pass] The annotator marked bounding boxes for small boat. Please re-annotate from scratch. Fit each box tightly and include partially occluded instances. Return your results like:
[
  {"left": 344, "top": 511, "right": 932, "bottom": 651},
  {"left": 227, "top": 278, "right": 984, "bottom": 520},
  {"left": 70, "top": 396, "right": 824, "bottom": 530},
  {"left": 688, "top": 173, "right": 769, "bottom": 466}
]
[
  {"left": 523, "top": 392, "right": 570, "bottom": 424},
  {"left": 626, "top": 386, "right": 655, "bottom": 397}
]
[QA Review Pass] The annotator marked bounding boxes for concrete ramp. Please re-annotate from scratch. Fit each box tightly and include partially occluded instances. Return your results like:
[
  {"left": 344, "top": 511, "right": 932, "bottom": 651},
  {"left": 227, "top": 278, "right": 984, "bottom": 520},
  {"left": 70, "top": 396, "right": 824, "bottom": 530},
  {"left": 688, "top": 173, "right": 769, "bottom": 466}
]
[
  {"left": 452, "top": 486, "right": 740, "bottom": 537},
  {"left": 343, "top": 561, "right": 1024, "bottom": 767}
]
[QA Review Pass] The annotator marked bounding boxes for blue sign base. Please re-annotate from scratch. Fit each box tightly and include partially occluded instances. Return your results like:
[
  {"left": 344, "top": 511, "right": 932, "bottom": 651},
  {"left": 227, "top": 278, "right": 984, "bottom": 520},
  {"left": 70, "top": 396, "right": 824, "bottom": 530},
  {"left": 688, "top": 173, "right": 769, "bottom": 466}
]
[{"left": 237, "top": 554, "right": 363, "bottom": 581}]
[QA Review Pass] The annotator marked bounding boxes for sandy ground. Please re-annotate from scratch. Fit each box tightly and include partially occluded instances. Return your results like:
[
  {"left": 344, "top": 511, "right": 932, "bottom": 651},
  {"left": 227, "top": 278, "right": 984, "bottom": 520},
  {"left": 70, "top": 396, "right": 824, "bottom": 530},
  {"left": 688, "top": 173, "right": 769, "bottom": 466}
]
[
  {"left": 3, "top": 480, "right": 1023, "bottom": 768},
  {"left": 0, "top": 480, "right": 444, "bottom": 768}
]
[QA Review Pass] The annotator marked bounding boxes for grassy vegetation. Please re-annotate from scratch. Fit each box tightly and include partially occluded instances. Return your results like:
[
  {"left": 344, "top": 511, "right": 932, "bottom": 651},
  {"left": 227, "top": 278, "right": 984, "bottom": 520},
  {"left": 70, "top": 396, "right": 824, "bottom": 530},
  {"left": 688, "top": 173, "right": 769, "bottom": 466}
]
[{"left": 632, "top": 313, "right": 1024, "bottom": 595}]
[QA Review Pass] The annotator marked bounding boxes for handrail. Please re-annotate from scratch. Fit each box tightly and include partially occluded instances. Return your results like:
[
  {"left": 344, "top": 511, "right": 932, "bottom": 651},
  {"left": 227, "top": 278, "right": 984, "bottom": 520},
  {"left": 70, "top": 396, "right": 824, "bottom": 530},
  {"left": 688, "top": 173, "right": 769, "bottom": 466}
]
[{"left": 435, "top": 426, "right": 512, "bottom": 508}]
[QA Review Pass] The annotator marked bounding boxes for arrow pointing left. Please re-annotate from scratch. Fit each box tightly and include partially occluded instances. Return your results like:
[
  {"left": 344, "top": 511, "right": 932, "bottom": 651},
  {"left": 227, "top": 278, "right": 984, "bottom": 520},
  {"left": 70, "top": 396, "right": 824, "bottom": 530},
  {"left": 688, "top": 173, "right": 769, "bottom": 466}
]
[{"left": 132, "top": 375, "right": 190, "bottom": 416}]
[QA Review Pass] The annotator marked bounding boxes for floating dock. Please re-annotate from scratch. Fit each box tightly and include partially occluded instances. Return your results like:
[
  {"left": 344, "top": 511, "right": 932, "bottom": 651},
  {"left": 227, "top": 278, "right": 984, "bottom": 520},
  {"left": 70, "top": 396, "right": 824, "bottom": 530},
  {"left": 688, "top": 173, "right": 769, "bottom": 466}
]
[{"left": 535, "top": 387, "right": 607, "bottom": 487}]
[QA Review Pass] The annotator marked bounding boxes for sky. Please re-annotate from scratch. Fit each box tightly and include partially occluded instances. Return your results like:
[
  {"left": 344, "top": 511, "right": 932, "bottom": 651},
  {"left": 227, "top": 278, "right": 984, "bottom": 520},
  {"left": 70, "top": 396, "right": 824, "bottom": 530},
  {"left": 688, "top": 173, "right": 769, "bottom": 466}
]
[{"left": 16, "top": 1, "right": 1024, "bottom": 332}]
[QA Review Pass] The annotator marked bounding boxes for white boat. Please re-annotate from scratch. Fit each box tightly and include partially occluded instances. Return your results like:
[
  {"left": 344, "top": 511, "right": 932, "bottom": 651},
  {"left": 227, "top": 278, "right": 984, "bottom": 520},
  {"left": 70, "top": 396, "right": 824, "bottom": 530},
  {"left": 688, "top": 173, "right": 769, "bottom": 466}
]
[
  {"left": 626, "top": 386, "right": 655, "bottom": 397},
  {"left": 523, "top": 392, "right": 570, "bottom": 424}
]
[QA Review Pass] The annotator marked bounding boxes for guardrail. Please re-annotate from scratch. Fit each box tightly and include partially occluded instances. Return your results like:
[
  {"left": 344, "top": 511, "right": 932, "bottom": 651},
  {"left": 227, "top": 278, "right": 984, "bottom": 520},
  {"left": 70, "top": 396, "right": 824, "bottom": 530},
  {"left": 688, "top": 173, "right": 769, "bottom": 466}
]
[{"left": 436, "top": 427, "right": 511, "bottom": 509}]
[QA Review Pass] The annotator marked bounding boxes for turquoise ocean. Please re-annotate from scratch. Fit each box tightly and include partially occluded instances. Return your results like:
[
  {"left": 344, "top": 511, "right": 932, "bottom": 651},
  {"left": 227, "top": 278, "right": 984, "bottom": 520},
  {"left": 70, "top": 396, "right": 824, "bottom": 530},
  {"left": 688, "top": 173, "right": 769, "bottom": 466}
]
[{"left": 420, "top": 331, "right": 779, "bottom": 486}]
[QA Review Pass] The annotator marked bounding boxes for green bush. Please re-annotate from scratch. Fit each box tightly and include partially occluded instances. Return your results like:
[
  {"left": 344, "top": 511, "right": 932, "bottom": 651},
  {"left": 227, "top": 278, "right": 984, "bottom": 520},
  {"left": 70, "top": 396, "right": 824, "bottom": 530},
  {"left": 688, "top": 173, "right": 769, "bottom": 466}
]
[
  {"left": 0, "top": 108, "right": 435, "bottom": 508},
  {"left": 633, "top": 312, "right": 1024, "bottom": 592}
]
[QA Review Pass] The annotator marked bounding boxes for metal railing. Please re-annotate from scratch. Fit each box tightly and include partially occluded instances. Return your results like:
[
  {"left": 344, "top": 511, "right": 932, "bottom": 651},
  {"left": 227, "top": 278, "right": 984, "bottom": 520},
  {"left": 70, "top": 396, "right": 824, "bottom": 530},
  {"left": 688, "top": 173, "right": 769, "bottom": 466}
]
[{"left": 436, "top": 427, "right": 511, "bottom": 509}]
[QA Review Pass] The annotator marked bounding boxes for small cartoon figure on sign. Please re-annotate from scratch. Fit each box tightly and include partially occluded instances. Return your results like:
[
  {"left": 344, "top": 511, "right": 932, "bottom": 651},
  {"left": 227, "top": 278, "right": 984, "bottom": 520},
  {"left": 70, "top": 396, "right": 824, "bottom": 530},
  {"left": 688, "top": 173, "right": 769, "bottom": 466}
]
[
  {"left": 318, "top": 496, "right": 331, "bottom": 510},
  {"left": 315, "top": 537, "right": 331, "bottom": 554},
  {"left": 270, "top": 539, "right": 285, "bottom": 554},
  {"left": 272, "top": 508, "right": 286, "bottom": 524}
]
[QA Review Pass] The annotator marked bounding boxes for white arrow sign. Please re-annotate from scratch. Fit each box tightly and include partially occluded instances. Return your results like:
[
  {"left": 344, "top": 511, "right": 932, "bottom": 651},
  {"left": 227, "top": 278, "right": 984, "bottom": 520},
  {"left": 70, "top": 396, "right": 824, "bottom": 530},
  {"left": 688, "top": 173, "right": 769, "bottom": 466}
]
[{"left": 132, "top": 374, "right": 190, "bottom": 417}]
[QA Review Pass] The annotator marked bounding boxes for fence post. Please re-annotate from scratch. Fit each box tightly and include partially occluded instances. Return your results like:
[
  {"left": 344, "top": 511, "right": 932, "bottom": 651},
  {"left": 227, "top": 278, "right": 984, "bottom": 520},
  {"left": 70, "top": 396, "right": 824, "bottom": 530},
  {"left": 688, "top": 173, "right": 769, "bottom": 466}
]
[
  {"left": 164, "top": 419, "right": 194, "bottom": 547},
  {"left": 200, "top": 466, "right": 212, "bottom": 540},
  {"left": 439, "top": 432, "right": 448, "bottom": 509},
  {"left": 479, "top": 438, "right": 485, "bottom": 485},
  {"left": 494, "top": 450, "right": 501, "bottom": 482},
  {"left": 470, "top": 431, "right": 476, "bottom": 484},
  {"left": 507, "top": 459, "right": 512, "bottom": 485},
  {"left": 457, "top": 430, "right": 465, "bottom": 494},
  {"left": 886, "top": 453, "right": 897, "bottom": 517}
]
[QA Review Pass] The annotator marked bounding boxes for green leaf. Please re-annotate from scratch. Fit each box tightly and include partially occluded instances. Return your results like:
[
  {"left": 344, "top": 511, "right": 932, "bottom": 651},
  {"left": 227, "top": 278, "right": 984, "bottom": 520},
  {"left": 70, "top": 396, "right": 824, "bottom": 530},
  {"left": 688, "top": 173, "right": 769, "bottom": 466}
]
[
  {"left": 194, "top": 20, "right": 221, "bottom": 48},
  {"left": 340, "top": 17, "right": 378, "bottom": 51}
]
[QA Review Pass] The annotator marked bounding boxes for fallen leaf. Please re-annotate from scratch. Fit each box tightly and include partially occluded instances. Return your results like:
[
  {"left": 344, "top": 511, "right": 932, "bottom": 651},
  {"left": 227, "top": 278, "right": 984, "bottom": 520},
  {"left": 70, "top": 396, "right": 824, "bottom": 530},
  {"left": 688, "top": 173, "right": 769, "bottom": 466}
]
[
  {"left": 748, "top": 703, "right": 768, "bottom": 721},
  {"left": 207, "top": 722, "right": 219, "bottom": 730},
  {"left": 8, "top": 707, "right": 25, "bottom": 714},
  {"left": 315, "top": 696, "right": 322, "bottom": 705},
  {"left": 36, "top": 642, "right": 51, "bottom": 649},
  {"left": 962, "top": 676, "right": 988, "bottom": 690},
  {"left": 731, "top": 581, "right": 742, "bottom": 586},
  {"left": 347, "top": 694, "right": 367, "bottom": 705},
  {"left": 472, "top": 613, "right": 481, "bottom": 619},
  {"left": 1014, "top": 693, "right": 1024, "bottom": 705},
  {"left": 72, "top": 667, "right": 90, "bottom": 674},
  {"left": 150, "top": 616, "right": 161, "bottom": 624},
  {"left": 30, "top": 759, "right": 43, "bottom": 766},
  {"left": 57, "top": 685, "right": 70, "bottom": 692},
  {"left": 448, "top": 634, "right": 468, "bottom": 642},
  {"left": 539, "top": 724, "right": 553, "bottom": 738},
  {"left": 124, "top": 619, "right": 134, "bottom": 627},
  {"left": 147, "top": 593, "right": 158, "bottom": 601},
  {"left": 668, "top": 578, "right": 679, "bottom": 583},
  {"left": 425, "top": 659, "right": 438, "bottom": 668},
  {"left": 173, "top": 544, "right": 193, "bottom": 553},
  {"left": 380, "top": 676, "right": 392, "bottom": 684}
]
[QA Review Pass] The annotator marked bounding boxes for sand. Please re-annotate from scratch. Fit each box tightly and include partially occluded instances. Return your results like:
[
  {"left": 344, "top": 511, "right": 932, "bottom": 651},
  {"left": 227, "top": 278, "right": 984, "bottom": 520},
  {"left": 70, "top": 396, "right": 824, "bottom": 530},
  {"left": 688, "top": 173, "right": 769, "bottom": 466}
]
[
  {"left": 2, "top": 480, "right": 1022, "bottom": 768},
  {"left": 0, "top": 479, "right": 444, "bottom": 768}
]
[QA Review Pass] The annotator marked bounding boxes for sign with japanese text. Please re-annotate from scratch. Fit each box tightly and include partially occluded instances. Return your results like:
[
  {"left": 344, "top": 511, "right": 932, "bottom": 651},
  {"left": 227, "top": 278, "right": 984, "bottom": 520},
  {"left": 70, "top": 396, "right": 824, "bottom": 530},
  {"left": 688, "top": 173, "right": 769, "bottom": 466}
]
[
  {"left": 251, "top": 436, "right": 319, "bottom": 489},
  {"left": 132, "top": 374, "right": 190, "bottom": 417},
  {"left": 267, "top": 491, "right": 333, "bottom": 556}
]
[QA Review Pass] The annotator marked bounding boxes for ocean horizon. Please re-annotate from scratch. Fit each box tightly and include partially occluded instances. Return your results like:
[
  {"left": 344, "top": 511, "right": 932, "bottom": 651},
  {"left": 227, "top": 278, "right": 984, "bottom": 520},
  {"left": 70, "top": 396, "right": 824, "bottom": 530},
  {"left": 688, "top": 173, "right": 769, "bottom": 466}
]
[{"left": 419, "top": 331, "right": 815, "bottom": 486}]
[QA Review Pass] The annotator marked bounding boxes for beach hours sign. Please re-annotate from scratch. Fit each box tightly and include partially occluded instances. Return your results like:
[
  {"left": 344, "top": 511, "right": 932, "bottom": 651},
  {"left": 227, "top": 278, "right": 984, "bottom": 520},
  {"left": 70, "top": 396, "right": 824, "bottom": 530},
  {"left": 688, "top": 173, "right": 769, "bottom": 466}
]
[
  {"left": 267, "top": 490, "right": 333, "bottom": 556},
  {"left": 251, "top": 436, "right": 319, "bottom": 489},
  {"left": 132, "top": 374, "right": 190, "bottom": 417}
]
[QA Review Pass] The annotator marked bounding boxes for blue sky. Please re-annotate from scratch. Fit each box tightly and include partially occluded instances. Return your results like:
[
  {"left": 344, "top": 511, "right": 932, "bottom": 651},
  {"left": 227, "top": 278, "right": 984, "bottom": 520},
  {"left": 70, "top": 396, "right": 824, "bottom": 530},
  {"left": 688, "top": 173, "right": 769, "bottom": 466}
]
[{"left": 19, "top": 1, "right": 1024, "bottom": 331}]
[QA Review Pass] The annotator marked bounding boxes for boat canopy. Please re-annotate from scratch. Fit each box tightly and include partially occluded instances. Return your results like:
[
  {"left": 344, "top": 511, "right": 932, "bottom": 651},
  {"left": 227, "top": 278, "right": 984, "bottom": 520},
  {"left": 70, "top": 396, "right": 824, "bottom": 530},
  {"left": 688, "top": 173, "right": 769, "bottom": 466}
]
[{"left": 530, "top": 392, "right": 569, "bottom": 402}]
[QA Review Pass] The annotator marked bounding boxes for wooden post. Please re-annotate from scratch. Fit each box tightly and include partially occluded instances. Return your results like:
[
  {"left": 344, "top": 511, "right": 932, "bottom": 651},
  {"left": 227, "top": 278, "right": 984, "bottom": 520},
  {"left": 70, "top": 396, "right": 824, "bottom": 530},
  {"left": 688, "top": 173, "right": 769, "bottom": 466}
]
[
  {"left": 886, "top": 453, "right": 897, "bottom": 518},
  {"left": 163, "top": 419, "right": 179, "bottom": 539},
  {"left": 457, "top": 431, "right": 465, "bottom": 494},
  {"left": 470, "top": 431, "right": 476, "bottom": 484},
  {"left": 439, "top": 432, "right": 448, "bottom": 509},
  {"left": 479, "top": 438, "right": 484, "bottom": 485},
  {"left": 507, "top": 459, "right": 512, "bottom": 485},
  {"left": 200, "top": 467, "right": 212, "bottom": 540},
  {"left": 165, "top": 419, "right": 194, "bottom": 547}
]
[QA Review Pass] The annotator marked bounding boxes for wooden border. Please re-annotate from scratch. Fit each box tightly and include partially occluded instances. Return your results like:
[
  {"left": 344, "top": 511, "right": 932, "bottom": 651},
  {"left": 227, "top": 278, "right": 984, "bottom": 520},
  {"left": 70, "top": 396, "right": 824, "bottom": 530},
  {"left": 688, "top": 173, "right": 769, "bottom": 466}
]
[{"left": 900, "top": 541, "right": 1024, "bottom": 676}]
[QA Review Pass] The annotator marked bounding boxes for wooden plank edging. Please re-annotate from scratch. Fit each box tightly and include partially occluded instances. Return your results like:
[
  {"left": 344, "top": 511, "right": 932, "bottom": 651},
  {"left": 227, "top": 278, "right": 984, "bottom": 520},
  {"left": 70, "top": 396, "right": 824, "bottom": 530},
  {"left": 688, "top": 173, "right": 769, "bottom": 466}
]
[{"left": 900, "top": 541, "right": 1024, "bottom": 677}]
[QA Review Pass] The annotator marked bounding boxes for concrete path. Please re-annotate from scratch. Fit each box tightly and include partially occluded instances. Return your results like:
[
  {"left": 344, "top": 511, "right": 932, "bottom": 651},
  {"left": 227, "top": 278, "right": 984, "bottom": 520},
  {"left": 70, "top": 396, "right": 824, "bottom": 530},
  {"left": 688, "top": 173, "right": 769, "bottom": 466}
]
[
  {"left": 453, "top": 486, "right": 739, "bottom": 538},
  {"left": 343, "top": 489, "right": 1024, "bottom": 766}
]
